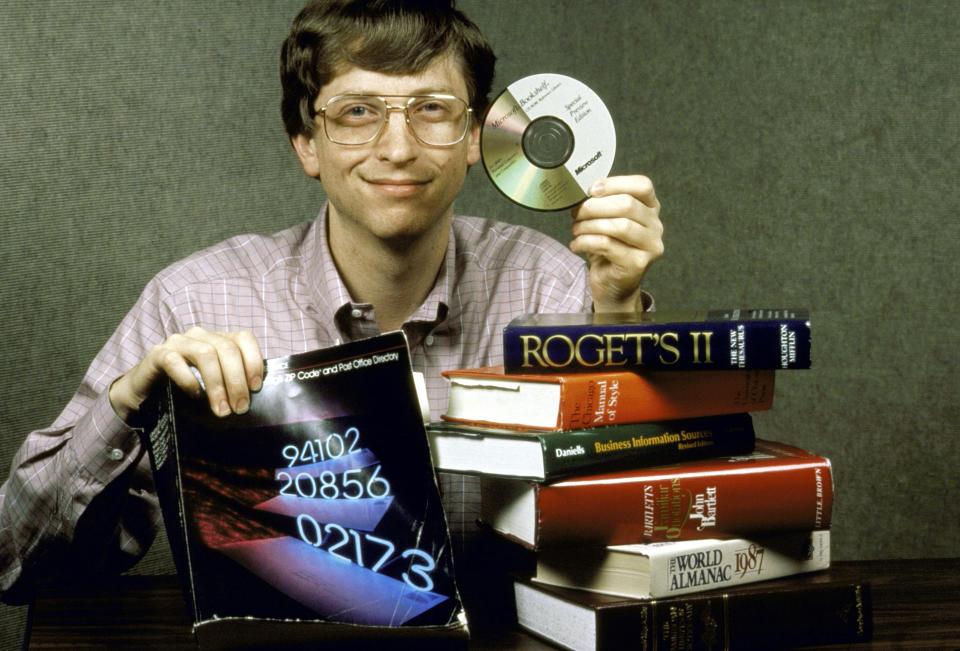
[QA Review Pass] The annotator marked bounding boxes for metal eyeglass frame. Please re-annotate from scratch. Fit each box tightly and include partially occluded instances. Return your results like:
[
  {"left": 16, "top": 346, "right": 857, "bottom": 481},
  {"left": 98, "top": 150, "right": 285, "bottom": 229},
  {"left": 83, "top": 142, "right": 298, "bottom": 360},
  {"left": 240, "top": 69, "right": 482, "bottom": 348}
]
[{"left": 315, "top": 94, "right": 473, "bottom": 146}]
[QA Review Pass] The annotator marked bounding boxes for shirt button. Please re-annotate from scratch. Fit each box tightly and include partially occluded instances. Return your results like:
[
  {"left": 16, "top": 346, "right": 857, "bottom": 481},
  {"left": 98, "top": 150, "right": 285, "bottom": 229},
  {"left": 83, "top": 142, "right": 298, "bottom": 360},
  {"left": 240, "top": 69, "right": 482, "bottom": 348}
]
[
  {"left": 108, "top": 448, "right": 124, "bottom": 461},
  {"left": 351, "top": 308, "right": 363, "bottom": 319},
  {"left": 424, "top": 335, "right": 435, "bottom": 346}
]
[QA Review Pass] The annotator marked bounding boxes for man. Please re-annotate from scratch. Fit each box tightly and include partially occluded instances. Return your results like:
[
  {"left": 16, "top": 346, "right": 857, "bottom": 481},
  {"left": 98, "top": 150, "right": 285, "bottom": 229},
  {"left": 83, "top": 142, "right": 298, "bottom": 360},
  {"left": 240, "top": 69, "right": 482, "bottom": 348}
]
[{"left": 0, "top": 0, "right": 662, "bottom": 603}]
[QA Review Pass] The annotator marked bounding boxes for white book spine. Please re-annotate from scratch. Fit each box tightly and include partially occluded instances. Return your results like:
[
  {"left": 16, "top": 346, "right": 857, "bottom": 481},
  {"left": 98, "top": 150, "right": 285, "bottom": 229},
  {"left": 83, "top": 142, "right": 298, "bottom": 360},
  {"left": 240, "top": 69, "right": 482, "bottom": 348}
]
[{"left": 645, "top": 530, "right": 830, "bottom": 597}]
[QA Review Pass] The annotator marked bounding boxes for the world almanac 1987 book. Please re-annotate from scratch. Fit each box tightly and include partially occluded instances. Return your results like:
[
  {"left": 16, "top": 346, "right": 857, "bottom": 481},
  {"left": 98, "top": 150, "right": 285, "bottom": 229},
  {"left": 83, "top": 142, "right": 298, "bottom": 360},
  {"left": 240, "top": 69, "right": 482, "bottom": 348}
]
[{"left": 143, "top": 332, "right": 467, "bottom": 649}]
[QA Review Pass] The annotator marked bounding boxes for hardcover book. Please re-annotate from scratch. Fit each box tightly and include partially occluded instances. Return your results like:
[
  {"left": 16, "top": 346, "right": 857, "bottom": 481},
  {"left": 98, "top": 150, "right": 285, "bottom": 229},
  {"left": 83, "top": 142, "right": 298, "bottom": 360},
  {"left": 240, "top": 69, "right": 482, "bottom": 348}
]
[
  {"left": 533, "top": 530, "right": 831, "bottom": 599},
  {"left": 143, "top": 333, "right": 467, "bottom": 649},
  {"left": 426, "top": 413, "right": 755, "bottom": 481},
  {"left": 480, "top": 439, "right": 832, "bottom": 548},
  {"left": 502, "top": 308, "right": 811, "bottom": 374},
  {"left": 442, "top": 365, "right": 774, "bottom": 431},
  {"left": 515, "top": 566, "right": 871, "bottom": 650}
]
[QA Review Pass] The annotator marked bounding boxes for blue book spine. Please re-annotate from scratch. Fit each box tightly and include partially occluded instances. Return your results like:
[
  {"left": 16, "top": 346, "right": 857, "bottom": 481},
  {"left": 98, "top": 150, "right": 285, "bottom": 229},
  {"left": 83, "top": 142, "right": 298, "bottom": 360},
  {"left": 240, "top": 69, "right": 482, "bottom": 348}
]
[{"left": 503, "top": 309, "right": 811, "bottom": 373}]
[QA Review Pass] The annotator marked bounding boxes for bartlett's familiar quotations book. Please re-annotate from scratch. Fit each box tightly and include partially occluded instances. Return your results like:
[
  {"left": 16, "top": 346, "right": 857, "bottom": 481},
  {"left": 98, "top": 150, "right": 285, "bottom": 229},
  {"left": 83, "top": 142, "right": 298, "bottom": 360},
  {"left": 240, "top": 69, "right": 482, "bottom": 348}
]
[
  {"left": 480, "top": 439, "right": 832, "bottom": 548},
  {"left": 143, "top": 333, "right": 467, "bottom": 649}
]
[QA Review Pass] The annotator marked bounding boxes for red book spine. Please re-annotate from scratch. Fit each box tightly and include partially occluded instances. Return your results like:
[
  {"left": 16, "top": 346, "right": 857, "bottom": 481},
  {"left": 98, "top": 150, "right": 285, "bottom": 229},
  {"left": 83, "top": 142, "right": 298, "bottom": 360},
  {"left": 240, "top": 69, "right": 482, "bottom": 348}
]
[
  {"left": 551, "top": 368, "right": 774, "bottom": 430},
  {"left": 443, "top": 366, "right": 774, "bottom": 431},
  {"left": 533, "top": 440, "right": 832, "bottom": 545}
]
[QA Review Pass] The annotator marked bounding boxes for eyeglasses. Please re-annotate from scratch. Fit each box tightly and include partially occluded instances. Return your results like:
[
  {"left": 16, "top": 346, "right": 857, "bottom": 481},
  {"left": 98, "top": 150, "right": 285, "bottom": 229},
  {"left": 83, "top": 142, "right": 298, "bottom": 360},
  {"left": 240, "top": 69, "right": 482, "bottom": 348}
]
[{"left": 316, "top": 94, "right": 473, "bottom": 146}]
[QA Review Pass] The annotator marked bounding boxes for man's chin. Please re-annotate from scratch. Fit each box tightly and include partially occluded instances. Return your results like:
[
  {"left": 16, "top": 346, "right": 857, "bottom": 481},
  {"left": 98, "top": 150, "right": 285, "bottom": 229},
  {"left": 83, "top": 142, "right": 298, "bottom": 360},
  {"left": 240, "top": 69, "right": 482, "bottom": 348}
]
[
  {"left": 373, "top": 207, "right": 452, "bottom": 249},
  {"left": 373, "top": 218, "right": 443, "bottom": 249},
  {"left": 328, "top": 189, "right": 454, "bottom": 247}
]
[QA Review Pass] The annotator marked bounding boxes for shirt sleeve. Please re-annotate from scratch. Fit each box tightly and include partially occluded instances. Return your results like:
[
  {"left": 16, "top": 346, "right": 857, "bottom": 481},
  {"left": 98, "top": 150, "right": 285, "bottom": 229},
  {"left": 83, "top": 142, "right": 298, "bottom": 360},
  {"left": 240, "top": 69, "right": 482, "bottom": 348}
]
[{"left": 0, "top": 281, "right": 172, "bottom": 603}]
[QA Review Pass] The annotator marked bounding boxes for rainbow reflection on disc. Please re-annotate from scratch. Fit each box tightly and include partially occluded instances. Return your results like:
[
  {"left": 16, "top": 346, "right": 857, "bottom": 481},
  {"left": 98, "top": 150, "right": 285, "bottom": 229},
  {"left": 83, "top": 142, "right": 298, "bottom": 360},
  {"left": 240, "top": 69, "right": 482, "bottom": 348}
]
[{"left": 481, "top": 73, "right": 616, "bottom": 211}]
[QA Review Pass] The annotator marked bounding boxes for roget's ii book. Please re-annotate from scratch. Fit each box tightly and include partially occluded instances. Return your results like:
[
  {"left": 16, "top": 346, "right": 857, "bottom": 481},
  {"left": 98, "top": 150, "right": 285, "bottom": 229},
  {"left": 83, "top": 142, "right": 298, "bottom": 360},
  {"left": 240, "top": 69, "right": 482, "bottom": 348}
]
[
  {"left": 143, "top": 332, "right": 467, "bottom": 649},
  {"left": 503, "top": 308, "right": 811, "bottom": 374}
]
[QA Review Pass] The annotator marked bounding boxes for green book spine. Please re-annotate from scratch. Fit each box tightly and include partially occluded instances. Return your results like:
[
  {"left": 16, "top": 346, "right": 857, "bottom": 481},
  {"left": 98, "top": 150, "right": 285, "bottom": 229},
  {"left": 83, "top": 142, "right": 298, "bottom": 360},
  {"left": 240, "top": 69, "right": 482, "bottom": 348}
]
[{"left": 538, "top": 413, "right": 755, "bottom": 478}]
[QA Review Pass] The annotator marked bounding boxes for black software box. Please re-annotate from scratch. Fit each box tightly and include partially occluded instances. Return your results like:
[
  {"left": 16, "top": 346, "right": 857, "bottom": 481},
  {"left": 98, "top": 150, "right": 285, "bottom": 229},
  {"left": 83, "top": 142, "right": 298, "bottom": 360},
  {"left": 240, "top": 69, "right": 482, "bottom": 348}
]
[{"left": 143, "top": 332, "right": 467, "bottom": 649}]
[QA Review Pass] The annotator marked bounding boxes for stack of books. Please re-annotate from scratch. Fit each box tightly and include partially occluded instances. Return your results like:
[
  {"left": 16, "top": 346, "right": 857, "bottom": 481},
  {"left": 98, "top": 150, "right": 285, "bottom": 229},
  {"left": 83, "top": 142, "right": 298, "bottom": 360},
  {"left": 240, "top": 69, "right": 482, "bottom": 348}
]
[{"left": 428, "top": 309, "right": 872, "bottom": 650}]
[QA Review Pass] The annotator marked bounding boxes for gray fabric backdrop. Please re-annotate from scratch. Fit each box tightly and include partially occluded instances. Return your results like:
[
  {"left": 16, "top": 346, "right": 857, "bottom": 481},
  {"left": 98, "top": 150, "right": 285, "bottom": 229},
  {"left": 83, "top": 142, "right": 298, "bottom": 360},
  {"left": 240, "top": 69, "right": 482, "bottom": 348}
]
[{"left": 2, "top": 1, "right": 957, "bottom": 647}]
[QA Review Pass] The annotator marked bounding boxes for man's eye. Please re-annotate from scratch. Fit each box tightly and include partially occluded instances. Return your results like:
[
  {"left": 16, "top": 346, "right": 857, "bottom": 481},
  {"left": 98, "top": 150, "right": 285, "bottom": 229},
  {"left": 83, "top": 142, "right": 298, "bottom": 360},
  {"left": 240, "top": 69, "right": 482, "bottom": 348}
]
[
  {"left": 413, "top": 101, "right": 452, "bottom": 120},
  {"left": 335, "top": 103, "right": 381, "bottom": 122}
]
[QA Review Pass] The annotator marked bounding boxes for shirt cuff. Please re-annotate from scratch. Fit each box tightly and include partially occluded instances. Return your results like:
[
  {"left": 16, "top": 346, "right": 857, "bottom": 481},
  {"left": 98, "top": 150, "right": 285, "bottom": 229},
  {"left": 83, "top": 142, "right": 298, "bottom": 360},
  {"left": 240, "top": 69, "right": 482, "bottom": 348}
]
[{"left": 74, "top": 389, "right": 144, "bottom": 487}]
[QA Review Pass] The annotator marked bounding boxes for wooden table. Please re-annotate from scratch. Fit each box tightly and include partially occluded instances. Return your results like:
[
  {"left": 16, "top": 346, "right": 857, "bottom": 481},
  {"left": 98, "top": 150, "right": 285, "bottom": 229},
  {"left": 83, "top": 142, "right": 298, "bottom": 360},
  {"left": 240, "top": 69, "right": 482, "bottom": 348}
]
[{"left": 24, "top": 558, "right": 960, "bottom": 649}]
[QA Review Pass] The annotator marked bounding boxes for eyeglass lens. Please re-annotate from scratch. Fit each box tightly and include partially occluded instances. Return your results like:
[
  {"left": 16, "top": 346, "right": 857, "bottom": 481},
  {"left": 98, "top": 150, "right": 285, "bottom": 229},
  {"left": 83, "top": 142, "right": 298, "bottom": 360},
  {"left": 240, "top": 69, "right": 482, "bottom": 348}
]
[{"left": 323, "top": 96, "right": 469, "bottom": 146}]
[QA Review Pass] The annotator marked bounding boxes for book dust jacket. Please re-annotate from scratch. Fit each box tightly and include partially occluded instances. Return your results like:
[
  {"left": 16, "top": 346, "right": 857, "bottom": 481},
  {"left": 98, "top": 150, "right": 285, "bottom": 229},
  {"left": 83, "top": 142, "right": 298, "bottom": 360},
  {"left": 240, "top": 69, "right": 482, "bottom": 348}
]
[{"left": 143, "top": 332, "right": 466, "bottom": 647}]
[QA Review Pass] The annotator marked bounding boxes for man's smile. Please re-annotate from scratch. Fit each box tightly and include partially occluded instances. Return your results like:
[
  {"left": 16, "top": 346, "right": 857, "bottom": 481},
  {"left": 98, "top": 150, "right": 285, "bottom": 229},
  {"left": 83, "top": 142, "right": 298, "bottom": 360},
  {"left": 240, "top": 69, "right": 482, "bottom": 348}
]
[{"left": 364, "top": 176, "right": 431, "bottom": 197}]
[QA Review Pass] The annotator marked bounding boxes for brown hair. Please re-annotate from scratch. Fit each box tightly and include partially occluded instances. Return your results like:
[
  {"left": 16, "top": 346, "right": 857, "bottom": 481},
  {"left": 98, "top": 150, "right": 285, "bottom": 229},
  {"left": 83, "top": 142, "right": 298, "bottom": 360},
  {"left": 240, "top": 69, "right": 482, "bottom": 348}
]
[{"left": 280, "top": 0, "right": 496, "bottom": 138}]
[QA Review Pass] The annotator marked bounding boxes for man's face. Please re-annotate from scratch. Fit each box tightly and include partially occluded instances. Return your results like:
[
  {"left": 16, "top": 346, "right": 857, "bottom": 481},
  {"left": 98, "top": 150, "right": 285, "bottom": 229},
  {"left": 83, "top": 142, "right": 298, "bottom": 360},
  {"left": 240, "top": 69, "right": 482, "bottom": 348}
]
[{"left": 292, "top": 54, "right": 481, "bottom": 247}]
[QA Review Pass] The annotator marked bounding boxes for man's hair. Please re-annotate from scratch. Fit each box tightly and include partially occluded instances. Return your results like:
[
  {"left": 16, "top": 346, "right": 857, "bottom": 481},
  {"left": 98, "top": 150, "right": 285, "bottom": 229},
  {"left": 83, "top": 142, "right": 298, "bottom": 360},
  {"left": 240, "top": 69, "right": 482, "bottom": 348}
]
[{"left": 280, "top": 0, "right": 497, "bottom": 138}]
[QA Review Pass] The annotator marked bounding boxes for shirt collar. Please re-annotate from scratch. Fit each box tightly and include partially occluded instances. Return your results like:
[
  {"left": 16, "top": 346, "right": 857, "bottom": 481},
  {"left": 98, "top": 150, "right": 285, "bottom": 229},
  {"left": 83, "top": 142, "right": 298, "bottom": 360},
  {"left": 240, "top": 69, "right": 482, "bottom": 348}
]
[
  {"left": 299, "top": 202, "right": 459, "bottom": 338},
  {"left": 407, "top": 227, "right": 455, "bottom": 328}
]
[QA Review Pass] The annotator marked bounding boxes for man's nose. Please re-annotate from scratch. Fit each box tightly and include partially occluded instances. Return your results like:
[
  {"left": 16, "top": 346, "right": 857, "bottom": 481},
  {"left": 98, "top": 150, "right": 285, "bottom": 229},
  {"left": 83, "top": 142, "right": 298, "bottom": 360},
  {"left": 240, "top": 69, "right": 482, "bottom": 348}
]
[{"left": 375, "top": 107, "right": 418, "bottom": 158}]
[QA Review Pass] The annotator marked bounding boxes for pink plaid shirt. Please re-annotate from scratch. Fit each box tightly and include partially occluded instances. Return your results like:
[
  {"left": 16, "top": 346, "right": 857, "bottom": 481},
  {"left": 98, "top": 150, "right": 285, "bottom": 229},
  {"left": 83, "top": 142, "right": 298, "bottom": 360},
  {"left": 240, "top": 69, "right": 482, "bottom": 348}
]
[{"left": 0, "top": 207, "right": 602, "bottom": 597}]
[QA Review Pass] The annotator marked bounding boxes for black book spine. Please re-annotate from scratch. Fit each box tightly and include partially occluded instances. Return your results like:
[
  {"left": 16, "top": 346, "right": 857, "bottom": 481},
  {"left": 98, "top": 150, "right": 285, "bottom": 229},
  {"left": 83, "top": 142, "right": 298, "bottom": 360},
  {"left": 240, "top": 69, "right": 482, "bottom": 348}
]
[
  {"left": 595, "top": 582, "right": 873, "bottom": 650},
  {"left": 538, "top": 413, "right": 755, "bottom": 479},
  {"left": 503, "top": 309, "right": 811, "bottom": 373}
]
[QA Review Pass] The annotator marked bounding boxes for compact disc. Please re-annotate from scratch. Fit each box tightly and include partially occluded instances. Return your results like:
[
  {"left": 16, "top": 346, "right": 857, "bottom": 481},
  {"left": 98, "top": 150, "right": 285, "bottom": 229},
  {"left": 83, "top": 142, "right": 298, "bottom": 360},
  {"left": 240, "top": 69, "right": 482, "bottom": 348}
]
[{"left": 481, "top": 73, "right": 616, "bottom": 211}]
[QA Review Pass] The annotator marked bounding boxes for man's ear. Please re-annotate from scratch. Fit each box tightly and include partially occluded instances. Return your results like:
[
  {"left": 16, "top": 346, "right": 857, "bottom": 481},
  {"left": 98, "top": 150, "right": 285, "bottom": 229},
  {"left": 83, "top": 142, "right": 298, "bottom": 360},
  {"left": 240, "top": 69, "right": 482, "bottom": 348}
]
[
  {"left": 466, "top": 121, "right": 481, "bottom": 167},
  {"left": 291, "top": 134, "right": 322, "bottom": 178}
]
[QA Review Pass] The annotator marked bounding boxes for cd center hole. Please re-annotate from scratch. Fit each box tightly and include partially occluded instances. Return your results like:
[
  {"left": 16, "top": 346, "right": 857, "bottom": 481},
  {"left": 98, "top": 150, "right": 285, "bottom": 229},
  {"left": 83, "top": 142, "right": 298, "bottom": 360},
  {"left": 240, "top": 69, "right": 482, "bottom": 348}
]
[{"left": 521, "top": 116, "right": 575, "bottom": 169}]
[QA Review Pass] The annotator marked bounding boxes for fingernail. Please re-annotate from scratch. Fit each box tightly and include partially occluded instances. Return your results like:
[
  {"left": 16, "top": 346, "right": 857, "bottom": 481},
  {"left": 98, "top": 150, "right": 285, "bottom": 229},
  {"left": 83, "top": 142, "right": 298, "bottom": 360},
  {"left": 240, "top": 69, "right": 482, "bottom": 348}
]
[
  {"left": 235, "top": 397, "right": 250, "bottom": 414},
  {"left": 591, "top": 181, "right": 604, "bottom": 195},
  {"left": 251, "top": 376, "right": 263, "bottom": 392},
  {"left": 218, "top": 400, "right": 231, "bottom": 417}
]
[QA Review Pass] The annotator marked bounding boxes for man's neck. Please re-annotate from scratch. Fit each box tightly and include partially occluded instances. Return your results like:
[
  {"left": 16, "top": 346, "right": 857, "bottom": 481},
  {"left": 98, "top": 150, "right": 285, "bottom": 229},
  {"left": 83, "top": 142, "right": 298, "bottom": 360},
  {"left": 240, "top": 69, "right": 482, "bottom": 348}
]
[{"left": 327, "top": 210, "right": 450, "bottom": 333}]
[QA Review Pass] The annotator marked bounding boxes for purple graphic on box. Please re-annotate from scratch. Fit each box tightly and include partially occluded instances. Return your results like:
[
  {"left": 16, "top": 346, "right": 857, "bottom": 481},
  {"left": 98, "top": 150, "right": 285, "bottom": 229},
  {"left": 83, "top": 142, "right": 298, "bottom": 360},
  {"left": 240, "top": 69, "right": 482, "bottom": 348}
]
[{"left": 216, "top": 536, "right": 449, "bottom": 625}]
